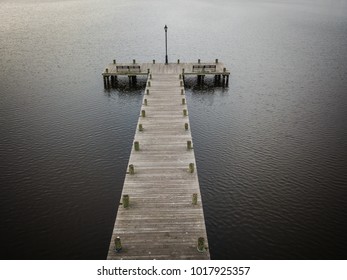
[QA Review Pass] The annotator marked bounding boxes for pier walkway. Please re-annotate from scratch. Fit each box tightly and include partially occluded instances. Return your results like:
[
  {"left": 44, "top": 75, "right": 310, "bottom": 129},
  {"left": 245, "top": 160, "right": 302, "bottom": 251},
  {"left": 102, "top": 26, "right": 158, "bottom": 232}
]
[{"left": 105, "top": 61, "right": 229, "bottom": 259}]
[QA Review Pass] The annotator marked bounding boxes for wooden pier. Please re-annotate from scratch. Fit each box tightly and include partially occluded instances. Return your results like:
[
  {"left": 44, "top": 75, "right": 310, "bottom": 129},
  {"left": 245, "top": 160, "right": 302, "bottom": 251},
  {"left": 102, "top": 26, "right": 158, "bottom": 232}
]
[
  {"left": 104, "top": 60, "right": 229, "bottom": 260},
  {"left": 102, "top": 59, "right": 230, "bottom": 88}
]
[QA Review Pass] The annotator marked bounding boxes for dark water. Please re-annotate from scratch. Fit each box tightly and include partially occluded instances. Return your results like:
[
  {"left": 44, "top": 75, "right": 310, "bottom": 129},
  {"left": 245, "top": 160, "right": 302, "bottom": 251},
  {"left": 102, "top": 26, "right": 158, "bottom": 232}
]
[{"left": 1, "top": 0, "right": 347, "bottom": 259}]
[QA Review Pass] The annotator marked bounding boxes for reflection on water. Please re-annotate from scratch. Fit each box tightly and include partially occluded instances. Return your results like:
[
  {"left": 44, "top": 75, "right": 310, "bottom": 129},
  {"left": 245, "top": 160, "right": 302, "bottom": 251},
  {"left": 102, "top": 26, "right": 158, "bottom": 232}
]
[{"left": 1, "top": 0, "right": 347, "bottom": 259}]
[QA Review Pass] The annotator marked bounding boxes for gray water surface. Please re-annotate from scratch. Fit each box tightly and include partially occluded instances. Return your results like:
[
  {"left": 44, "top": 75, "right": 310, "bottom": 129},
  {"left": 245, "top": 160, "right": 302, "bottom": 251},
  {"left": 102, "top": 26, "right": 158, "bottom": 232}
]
[{"left": 1, "top": 0, "right": 347, "bottom": 259}]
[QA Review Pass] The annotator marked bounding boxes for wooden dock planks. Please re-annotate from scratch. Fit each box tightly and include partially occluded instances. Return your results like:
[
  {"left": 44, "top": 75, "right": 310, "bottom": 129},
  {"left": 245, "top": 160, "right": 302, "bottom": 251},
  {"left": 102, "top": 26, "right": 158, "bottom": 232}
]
[{"left": 107, "top": 67, "right": 210, "bottom": 260}]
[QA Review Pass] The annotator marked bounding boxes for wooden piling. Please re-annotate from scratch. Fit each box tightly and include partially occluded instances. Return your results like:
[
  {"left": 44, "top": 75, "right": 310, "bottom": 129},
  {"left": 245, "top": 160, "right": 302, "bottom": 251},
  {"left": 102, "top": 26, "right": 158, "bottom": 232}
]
[
  {"left": 122, "top": 195, "right": 129, "bottom": 208},
  {"left": 192, "top": 193, "right": 198, "bottom": 205},
  {"left": 187, "top": 140, "right": 192, "bottom": 149},
  {"left": 189, "top": 163, "right": 195, "bottom": 173},
  {"left": 197, "top": 237, "right": 206, "bottom": 252},
  {"left": 115, "top": 236, "right": 122, "bottom": 253},
  {"left": 128, "top": 164, "right": 134, "bottom": 175}
]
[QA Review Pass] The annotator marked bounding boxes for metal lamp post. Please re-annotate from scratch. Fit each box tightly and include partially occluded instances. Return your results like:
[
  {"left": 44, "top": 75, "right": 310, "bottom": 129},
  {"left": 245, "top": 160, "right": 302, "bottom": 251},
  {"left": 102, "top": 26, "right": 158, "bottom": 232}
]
[{"left": 164, "top": 25, "right": 168, "bottom": 64}]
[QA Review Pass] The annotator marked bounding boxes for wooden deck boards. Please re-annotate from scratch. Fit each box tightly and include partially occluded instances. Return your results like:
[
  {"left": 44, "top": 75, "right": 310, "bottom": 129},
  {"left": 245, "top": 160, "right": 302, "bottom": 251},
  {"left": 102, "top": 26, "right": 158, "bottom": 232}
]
[
  {"left": 104, "top": 62, "right": 230, "bottom": 75},
  {"left": 107, "top": 69, "right": 210, "bottom": 260}
]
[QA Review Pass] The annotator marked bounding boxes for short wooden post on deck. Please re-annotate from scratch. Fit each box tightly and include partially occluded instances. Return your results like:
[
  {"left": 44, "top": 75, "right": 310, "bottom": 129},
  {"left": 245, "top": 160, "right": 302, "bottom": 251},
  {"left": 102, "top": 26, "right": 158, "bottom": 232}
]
[
  {"left": 183, "top": 109, "right": 187, "bottom": 116},
  {"left": 182, "top": 98, "right": 186, "bottom": 105},
  {"left": 197, "top": 237, "right": 206, "bottom": 252},
  {"left": 134, "top": 141, "right": 140, "bottom": 151},
  {"left": 139, "top": 124, "right": 143, "bottom": 131},
  {"left": 187, "top": 140, "right": 192, "bottom": 150},
  {"left": 192, "top": 193, "right": 198, "bottom": 205},
  {"left": 141, "top": 110, "right": 146, "bottom": 117},
  {"left": 129, "top": 164, "right": 135, "bottom": 175},
  {"left": 189, "top": 163, "right": 194, "bottom": 173},
  {"left": 122, "top": 195, "right": 129, "bottom": 208},
  {"left": 115, "top": 236, "right": 122, "bottom": 252},
  {"left": 184, "top": 123, "right": 189, "bottom": 130}
]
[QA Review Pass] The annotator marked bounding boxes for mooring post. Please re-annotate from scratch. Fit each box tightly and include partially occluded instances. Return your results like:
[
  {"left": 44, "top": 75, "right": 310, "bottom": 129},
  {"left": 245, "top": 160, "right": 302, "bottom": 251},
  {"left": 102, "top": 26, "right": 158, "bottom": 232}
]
[
  {"left": 153, "top": 59, "right": 155, "bottom": 64},
  {"left": 113, "top": 59, "right": 116, "bottom": 64},
  {"left": 139, "top": 124, "right": 143, "bottom": 131},
  {"left": 183, "top": 109, "right": 187, "bottom": 116},
  {"left": 141, "top": 110, "right": 146, "bottom": 117},
  {"left": 122, "top": 195, "right": 129, "bottom": 208},
  {"left": 184, "top": 123, "right": 189, "bottom": 130},
  {"left": 189, "top": 163, "right": 194, "bottom": 173},
  {"left": 182, "top": 68, "right": 185, "bottom": 74},
  {"left": 149, "top": 74, "right": 152, "bottom": 80},
  {"left": 115, "top": 236, "right": 122, "bottom": 253},
  {"left": 144, "top": 98, "right": 147, "bottom": 106},
  {"left": 129, "top": 164, "right": 135, "bottom": 175},
  {"left": 148, "top": 81, "right": 151, "bottom": 87},
  {"left": 215, "top": 58, "right": 218, "bottom": 64},
  {"left": 187, "top": 140, "right": 192, "bottom": 149},
  {"left": 146, "top": 89, "right": 149, "bottom": 95},
  {"left": 177, "top": 59, "right": 180, "bottom": 64},
  {"left": 134, "top": 141, "right": 140, "bottom": 151},
  {"left": 182, "top": 98, "right": 186, "bottom": 105},
  {"left": 133, "top": 59, "right": 136, "bottom": 64},
  {"left": 198, "top": 59, "right": 201, "bottom": 64},
  {"left": 192, "top": 193, "right": 198, "bottom": 205},
  {"left": 180, "top": 81, "right": 183, "bottom": 87},
  {"left": 197, "top": 237, "right": 205, "bottom": 252},
  {"left": 181, "top": 89, "right": 184, "bottom": 95},
  {"left": 147, "top": 68, "right": 150, "bottom": 74}
]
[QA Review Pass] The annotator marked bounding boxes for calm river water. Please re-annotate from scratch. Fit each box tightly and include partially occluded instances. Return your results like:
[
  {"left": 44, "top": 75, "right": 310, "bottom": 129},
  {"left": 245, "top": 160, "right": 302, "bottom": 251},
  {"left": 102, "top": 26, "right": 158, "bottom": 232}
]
[{"left": 1, "top": 0, "right": 347, "bottom": 259}]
